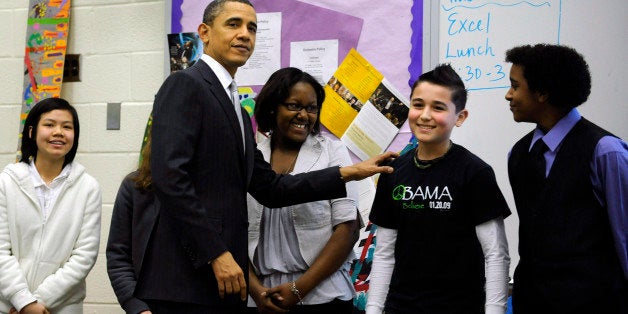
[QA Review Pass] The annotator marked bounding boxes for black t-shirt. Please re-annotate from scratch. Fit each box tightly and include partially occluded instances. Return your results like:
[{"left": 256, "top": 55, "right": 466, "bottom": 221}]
[{"left": 369, "top": 144, "right": 511, "bottom": 313}]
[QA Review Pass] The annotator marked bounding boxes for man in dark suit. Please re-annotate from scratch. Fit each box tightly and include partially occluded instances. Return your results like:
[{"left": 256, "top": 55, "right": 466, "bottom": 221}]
[{"left": 143, "top": 1, "right": 396, "bottom": 313}]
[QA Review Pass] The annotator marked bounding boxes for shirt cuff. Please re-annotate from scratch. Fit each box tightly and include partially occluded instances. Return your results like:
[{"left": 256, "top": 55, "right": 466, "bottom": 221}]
[
  {"left": 122, "top": 297, "right": 151, "bottom": 314},
  {"left": 365, "top": 304, "right": 384, "bottom": 314},
  {"left": 485, "top": 303, "right": 507, "bottom": 314},
  {"left": 11, "top": 288, "right": 37, "bottom": 312}
]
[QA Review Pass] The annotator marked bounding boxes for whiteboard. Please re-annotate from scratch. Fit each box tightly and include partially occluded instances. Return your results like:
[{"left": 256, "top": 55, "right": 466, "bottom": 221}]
[
  {"left": 427, "top": 0, "right": 628, "bottom": 276},
  {"left": 439, "top": 0, "right": 561, "bottom": 91}
]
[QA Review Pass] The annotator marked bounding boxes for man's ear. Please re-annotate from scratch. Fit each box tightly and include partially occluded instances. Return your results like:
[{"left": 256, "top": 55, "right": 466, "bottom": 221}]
[{"left": 197, "top": 23, "right": 210, "bottom": 46}]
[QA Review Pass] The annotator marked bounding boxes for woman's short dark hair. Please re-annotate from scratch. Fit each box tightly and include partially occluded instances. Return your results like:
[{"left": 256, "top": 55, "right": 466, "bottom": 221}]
[
  {"left": 20, "top": 97, "right": 80, "bottom": 166},
  {"left": 254, "top": 67, "right": 325, "bottom": 135}
]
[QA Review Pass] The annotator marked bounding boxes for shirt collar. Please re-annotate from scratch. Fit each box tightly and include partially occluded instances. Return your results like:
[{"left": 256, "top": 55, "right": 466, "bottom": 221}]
[
  {"left": 200, "top": 54, "right": 234, "bottom": 91},
  {"left": 531, "top": 108, "right": 581, "bottom": 152},
  {"left": 29, "top": 162, "right": 45, "bottom": 188},
  {"left": 29, "top": 162, "right": 72, "bottom": 188}
]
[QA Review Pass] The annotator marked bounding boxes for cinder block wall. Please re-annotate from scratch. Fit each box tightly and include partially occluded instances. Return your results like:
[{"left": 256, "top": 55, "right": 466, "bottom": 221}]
[{"left": 0, "top": 1, "right": 166, "bottom": 312}]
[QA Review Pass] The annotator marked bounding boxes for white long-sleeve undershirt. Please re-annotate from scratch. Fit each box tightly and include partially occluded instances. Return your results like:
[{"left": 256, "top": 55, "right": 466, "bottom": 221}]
[{"left": 365, "top": 217, "right": 510, "bottom": 314}]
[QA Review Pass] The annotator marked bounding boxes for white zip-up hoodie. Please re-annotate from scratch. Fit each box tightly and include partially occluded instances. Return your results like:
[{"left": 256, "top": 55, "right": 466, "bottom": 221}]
[{"left": 0, "top": 161, "right": 101, "bottom": 314}]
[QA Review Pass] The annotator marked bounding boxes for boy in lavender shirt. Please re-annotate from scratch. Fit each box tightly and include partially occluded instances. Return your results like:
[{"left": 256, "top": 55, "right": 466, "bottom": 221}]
[{"left": 505, "top": 44, "right": 627, "bottom": 313}]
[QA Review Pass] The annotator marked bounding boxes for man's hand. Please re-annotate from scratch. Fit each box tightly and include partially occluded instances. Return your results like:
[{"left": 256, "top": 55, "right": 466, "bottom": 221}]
[
  {"left": 340, "top": 151, "right": 398, "bottom": 182},
  {"left": 211, "top": 251, "right": 247, "bottom": 300}
]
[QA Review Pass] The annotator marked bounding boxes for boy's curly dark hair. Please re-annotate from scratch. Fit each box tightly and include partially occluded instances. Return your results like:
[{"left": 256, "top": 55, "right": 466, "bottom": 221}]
[{"left": 505, "top": 44, "right": 591, "bottom": 110}]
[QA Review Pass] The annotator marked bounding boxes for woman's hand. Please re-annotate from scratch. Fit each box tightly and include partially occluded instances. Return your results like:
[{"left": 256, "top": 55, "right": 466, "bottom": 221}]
[
  {"left": 250, "top": 282, "right": 289, "bottom": 314},
  {"left": 18, "top": 302, "right": 49, "bottom": 314},
  {"left": 263, "top": 282, "right": 302, "bottom": 310},
  {"left": 248, "top": 263, "right": 289, "bottom": 314}
]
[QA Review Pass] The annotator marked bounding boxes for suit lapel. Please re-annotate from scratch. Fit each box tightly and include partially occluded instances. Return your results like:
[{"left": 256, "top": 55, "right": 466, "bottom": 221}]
[
  {"left": 194, "top": 60, "right": 246, "bottom": 159},
  {"left": 242, "top": 112, "right": 255, "bottom": 185}
]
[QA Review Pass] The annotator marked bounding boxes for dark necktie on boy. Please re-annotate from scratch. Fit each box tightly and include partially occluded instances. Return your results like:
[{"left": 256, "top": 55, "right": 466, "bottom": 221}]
[{"left": 530, "top": 139, "right": 549, "bottom": 182}]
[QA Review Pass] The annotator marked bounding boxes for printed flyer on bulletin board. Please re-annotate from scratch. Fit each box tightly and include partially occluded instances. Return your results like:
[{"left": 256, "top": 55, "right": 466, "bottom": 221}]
[{"left": 321, "top": 49, "right": 409, "bottom": 160}]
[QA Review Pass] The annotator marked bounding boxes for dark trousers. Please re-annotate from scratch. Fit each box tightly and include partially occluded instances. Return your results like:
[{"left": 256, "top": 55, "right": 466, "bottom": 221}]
[
  {"left": 145, "top": 299, "right": 247, "bottom": 314},
  {"left": 247, "top": 299, "right": 353, "bottom": 314}
]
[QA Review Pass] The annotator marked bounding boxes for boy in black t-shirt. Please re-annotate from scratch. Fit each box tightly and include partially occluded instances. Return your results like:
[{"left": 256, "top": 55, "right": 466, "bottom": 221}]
[{"left": 366, "top": 64, "right": 511, "bottom": 314}]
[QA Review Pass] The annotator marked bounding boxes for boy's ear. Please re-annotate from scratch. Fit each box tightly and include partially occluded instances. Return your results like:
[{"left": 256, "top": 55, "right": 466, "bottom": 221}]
[
  {"left": 535, "top": 91, "right": 549, "bottom": 103},
  {"left": 455, "top": 109, "right": 469, "bottom": 127}
]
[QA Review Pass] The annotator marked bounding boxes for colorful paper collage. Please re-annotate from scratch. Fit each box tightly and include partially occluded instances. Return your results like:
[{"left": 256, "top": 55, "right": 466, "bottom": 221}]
[{"left": 18, "top": 0, "right": 72, "bottom": 156}]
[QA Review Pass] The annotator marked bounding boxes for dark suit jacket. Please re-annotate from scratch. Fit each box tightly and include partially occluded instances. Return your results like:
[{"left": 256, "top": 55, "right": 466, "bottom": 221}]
[
  {"left": 144, "top": 59, "right": 347, "bottom": 308},
  {"left": 106, "top": 173, "right": 158, "bottom": 314}
]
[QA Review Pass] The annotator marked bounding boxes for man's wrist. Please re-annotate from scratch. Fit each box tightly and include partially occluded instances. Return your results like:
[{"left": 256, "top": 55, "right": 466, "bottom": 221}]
[
  {"left": 208, "top": 250, "right": 230, "bottom": 265},
  {"left": 339, "top": 166, "right": 353, "bottom": 182}
]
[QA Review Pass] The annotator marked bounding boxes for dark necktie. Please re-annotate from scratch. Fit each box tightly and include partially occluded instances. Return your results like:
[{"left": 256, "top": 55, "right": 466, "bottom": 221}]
[{"left": 530, "top": 139, "right": 549, "bottom": 181}]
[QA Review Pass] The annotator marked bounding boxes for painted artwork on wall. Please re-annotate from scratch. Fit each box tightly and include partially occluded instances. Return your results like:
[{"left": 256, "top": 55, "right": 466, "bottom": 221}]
[{"left": 18, "top": 0, "right": 72, "bottom": 156}]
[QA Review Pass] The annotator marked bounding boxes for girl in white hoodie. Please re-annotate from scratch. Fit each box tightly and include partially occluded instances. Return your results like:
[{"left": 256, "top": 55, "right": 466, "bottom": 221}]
[{"left": 0, "top": 98, "right": 101, "bottom": 314}]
